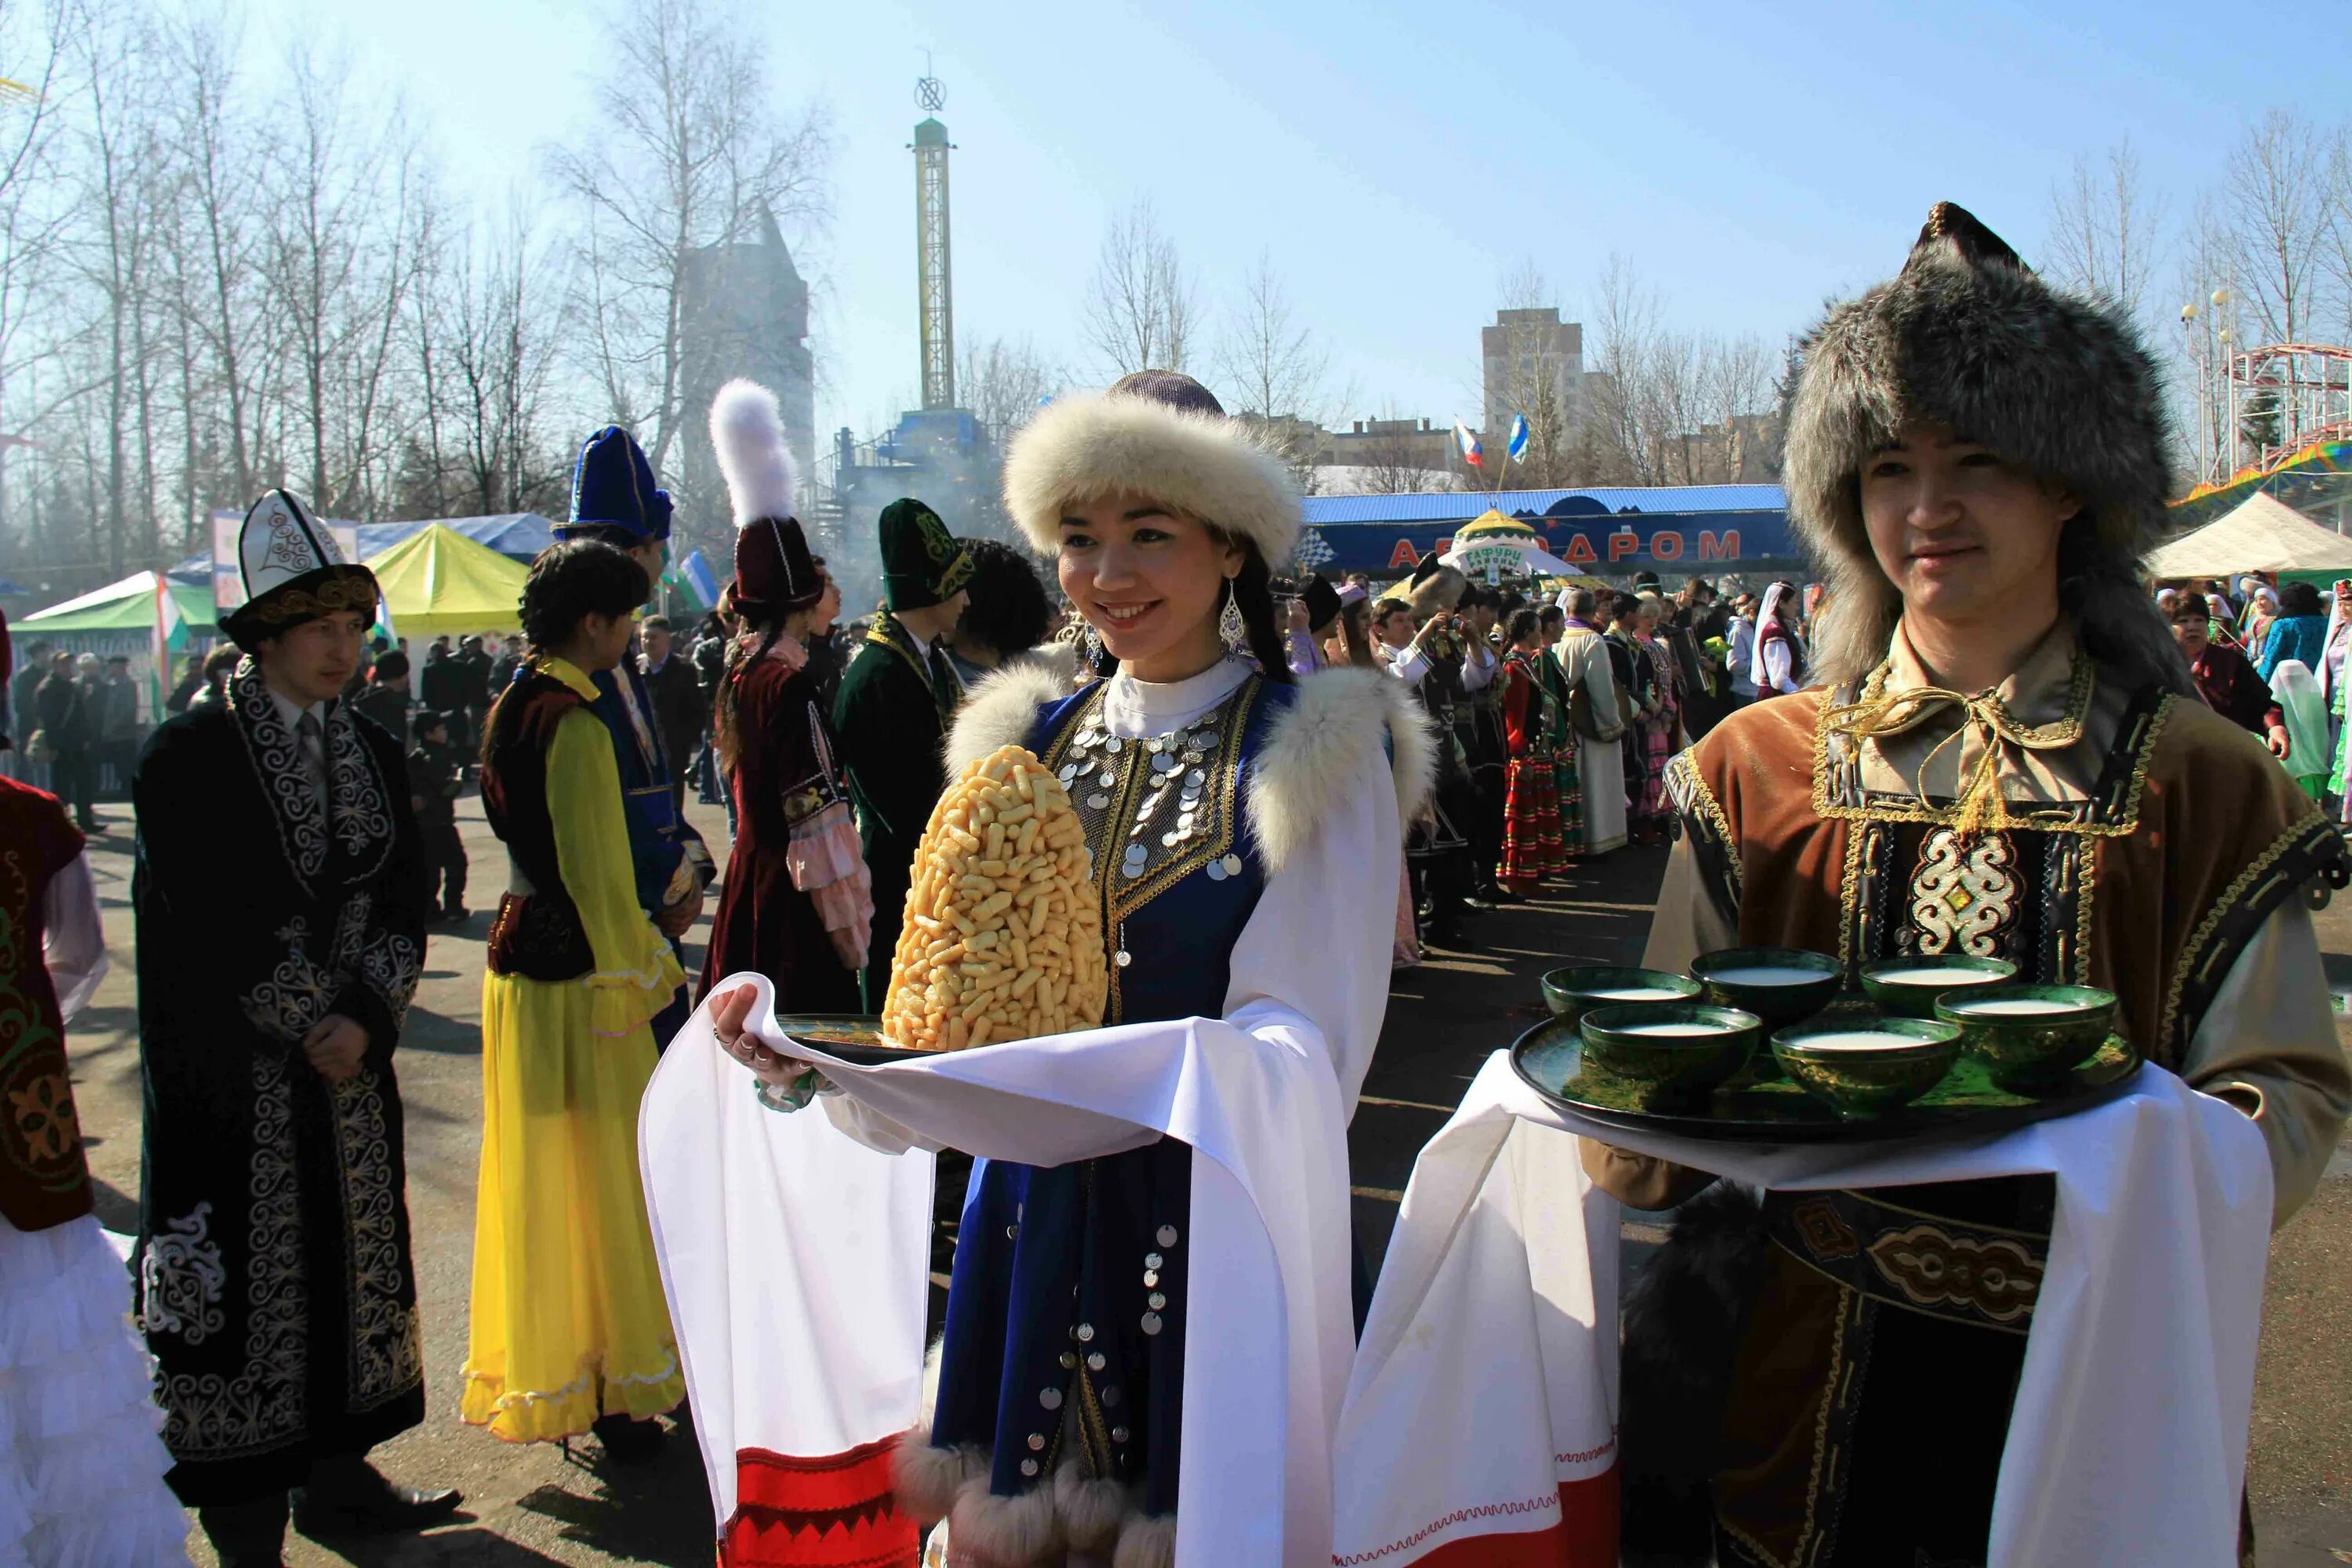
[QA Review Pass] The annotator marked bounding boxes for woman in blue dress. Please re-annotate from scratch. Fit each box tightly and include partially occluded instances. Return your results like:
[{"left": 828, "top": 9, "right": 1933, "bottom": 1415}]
[{"left": 710, "top": 370, "right": 1432, "bottom": 1567}]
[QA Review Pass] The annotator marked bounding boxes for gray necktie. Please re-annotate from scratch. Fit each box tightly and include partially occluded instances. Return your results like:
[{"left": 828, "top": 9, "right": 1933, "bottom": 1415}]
[{"left": 296, "top": 710, "right": 328, "bottom": 814}]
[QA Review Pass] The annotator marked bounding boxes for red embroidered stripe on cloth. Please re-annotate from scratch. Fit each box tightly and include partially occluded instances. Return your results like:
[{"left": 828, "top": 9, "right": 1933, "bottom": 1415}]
[
  {"left": 1343, "top": 1471, "right": 1619, "bottom": 1568},
  {"left": 723, "top": 1440, "right": 920, "bottom": 1568}
]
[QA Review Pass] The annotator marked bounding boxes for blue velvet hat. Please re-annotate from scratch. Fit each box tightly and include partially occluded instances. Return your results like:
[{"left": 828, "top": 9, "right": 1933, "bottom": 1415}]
[{"left": 561, "top": 426, "right": 673, "bottom": 545}]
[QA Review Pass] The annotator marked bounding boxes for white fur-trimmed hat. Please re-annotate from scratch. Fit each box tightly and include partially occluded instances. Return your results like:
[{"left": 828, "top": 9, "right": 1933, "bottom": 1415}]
[{"left": 1001, "top": 370, "right": 1301, "bottom": 564}]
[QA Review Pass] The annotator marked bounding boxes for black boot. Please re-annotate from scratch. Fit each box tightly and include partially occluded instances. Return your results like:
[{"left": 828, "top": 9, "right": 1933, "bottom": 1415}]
[
  {"left": 592, "top": 1411, "right": 668, "bottom": 1463},
  {"left": 291, "top": 1452, "right": 462, "bottom": 1538},
  {"left": 198, "top": 1494, "right": 292, "bottom": 1568}
]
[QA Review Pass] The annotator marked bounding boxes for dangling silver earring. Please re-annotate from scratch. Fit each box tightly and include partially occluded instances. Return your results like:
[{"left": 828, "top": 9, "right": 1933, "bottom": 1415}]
[
  {"left": 1218, "top": 579, "right": 1247, "bottom": 653},
  {"left": 1082, "top": 619, "right": 1105, "bottom": 667}
]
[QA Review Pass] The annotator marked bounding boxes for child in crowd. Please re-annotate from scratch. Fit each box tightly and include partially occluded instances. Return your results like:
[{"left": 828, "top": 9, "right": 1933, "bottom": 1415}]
[{"left": 408, "top": 709, "right": 470, "bottom": 923}]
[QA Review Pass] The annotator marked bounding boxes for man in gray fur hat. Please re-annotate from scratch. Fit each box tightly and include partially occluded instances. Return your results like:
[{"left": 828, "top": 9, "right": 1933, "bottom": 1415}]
[{"left": 1589, "top": 202, "right": 2350, "bottom": 1566}]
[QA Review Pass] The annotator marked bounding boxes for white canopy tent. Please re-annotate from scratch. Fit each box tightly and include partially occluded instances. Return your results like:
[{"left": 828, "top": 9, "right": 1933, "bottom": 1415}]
[
  {"left": 2146, "top": 492, "right": 2352, "bottom": 576},
  {"left": 1438, "top": 509, "right": 1581, "bottom": 583}
]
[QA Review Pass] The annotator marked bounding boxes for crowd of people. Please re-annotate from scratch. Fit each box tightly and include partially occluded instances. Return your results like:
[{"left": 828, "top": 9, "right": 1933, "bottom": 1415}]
[{"left": 0, "top": 198, "right": 2345, "bottom": 1568}]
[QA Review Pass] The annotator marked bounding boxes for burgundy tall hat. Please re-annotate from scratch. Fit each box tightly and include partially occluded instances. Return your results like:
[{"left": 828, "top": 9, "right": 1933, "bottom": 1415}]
[{"left": 710, "top": 379, "right": 822, "bottom": 618}]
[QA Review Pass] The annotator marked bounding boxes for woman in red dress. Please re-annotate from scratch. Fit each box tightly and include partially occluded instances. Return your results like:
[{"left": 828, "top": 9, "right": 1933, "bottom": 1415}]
[
  {"left": 699, "top": 380, "right": 872, "bottom": 1009},
  {"left": 1496, "top": 608, "right": 1571, "bottom": 893}
]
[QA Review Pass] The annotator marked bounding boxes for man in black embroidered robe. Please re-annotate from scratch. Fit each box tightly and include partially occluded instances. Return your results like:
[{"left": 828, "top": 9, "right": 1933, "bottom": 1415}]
[
  {"left": 833, "top": 497, "right": 971, "bottom": 1007},
  {"left": 132, "top": 489, "right": 458, "bottom": 1566}
]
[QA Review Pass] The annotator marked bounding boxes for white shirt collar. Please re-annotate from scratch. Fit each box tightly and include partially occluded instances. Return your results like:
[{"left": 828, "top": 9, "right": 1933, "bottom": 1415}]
[
  {"left": 266, "top": 685, "right": 333, "bottom": 733},
  {"left": 1099, "top": 655, "right": 1256, "bottom": 739}
]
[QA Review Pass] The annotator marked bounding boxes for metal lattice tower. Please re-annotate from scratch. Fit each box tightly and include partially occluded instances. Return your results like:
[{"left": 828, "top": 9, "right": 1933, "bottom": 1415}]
[{"left": 913, "top": 70, "right": 954, "bottom": 412}]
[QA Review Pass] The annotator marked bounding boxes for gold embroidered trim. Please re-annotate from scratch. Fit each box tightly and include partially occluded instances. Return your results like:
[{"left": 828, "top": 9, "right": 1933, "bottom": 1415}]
[
  {"left": 1668, "top": 752, "right": 1741, "bottom": 903},
  {"left": 2158, "top": 809, "right": 2332, "bottom": 1057},
  {"left": 2071, "top": 840, "right": 2097, "bottom": 986},
  {"left": 1809, "top": 679, "right": 2177, "bottom": 838},
  {"left": 1835, "top": 815, "right": 1868, "bottom": 976}
]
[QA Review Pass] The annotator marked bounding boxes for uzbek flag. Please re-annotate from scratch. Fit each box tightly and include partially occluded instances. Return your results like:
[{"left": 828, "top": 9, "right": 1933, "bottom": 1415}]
[
  {"left": 1454, "top": 420, "right": 1484, "bottom": 468},
  {"left": 1507, "top": 414, "right": 1530, "bottom": 465}
]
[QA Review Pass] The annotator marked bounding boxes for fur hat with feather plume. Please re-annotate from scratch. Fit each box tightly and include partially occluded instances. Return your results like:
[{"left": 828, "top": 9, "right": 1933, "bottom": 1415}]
[
  {"left": 710, "top": 378, "right": 822, "bottom": 619},
  {"left": 1786, "top": 201, "right": 2190, "bottom": 695},
  {"left": 1002, "top": 370, "right": 1301, "bottom": 565}
]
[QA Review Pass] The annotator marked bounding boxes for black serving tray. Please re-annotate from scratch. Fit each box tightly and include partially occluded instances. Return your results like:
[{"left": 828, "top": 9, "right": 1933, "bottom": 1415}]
[
  {"left": 771, "top": 1013, "right": 937, "bottom": 1067},
  {"left": 1510, "top": 1017, "right": 2142, "bottom": 1145}
]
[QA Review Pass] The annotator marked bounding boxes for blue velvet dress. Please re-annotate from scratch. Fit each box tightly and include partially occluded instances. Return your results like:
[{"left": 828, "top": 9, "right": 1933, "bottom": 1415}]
[{"left": 924, "top": 669, "right": 1292, "bottom": 1520}]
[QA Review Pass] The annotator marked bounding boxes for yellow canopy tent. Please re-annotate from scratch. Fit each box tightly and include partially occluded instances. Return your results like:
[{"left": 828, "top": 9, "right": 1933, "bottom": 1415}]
[{"left": 365, "top": 522, "right": 530, "bottom": 639}]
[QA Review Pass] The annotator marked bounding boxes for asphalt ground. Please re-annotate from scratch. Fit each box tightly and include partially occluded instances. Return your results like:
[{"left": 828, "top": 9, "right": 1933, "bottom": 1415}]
[{"left": 53, "top": 789, "right": 2352, "bottom": 1566}]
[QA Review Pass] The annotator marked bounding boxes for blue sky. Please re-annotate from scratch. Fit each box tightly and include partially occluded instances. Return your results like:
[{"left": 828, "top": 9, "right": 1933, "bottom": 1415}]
[{"left": 249, "top": 0, "right": 2339, "bottom": 448}]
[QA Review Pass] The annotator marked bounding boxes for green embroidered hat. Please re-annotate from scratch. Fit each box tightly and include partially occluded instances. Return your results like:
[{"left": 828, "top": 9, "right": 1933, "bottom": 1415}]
[{"left": 878, "top": 497, "right": 973, "bottom": 612}]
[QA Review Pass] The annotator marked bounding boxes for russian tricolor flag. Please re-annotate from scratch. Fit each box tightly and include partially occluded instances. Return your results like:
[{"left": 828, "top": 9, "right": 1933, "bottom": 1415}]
[{"left": 1454, "top": 420, "right": 1483, "bottom": 467}]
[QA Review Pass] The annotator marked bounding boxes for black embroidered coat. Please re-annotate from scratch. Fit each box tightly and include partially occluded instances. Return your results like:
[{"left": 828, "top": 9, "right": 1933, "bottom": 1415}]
[{"left": 130, "top": 662, "right": 429, "bottom": 1505}]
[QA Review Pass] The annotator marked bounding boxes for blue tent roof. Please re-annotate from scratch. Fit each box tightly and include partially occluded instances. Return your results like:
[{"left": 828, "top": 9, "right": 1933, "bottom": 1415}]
[{"left": 1301, "top": 485, "right": 1785, "bottom": 525}]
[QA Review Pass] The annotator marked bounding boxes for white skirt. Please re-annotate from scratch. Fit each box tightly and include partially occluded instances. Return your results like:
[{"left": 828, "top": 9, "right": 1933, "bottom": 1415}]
[{"left": 0, "top": 1211, "right": 188, "bottom": 1566}]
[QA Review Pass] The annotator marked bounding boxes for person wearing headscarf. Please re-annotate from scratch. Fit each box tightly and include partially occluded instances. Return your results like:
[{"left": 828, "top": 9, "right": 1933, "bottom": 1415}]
[
  {"left": 670, "top": 369, "right": 1435, "bottom": 1567},
  {"left": 698, "top": 379, "right": 872, "bottom": 1011},
  {"left": 134, "top": 491, "right": 455, "bottom": 1562},
  {"left": 465, "top": 540, "right": 688, "bottom": 1461},
  {"left": 0, "top": 607, "right": 186, "bottom": 1565},
  {"left": 832, "top": 496, "right": 974, "bottom": 1007},
  {"left": 1748, "top": 579, "right": 1806, "bottom": 695},
  {"left": 1584, "top": 203, "right": 2349, "bottom": 1566},
  {"left": 2270, "top": 659, "right": 2331, "bottom": 799},
  {"left": 2241, "top": 583, "right": 2280, "bottom": 654},
  {"left": 2255, "top": 579, "right": 2328, "bottom": 681}
]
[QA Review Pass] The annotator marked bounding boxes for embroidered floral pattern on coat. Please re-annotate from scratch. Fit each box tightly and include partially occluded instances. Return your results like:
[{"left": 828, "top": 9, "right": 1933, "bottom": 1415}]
[
  {"left": 332, "top": 1070, "right": 424, "bottom": 1408},
  {"left": 154, "top": 1053, "right": 311, "bottom": 1460},
  {"left": 1907, "top": 827, "right": 2022, "bottom": 957},
  {"left": 140, "top": 1200, "right": 229, "bottom": 1345}
]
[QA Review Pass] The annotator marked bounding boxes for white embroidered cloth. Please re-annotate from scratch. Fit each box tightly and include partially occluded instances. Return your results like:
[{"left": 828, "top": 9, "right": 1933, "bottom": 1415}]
[{"left": 1334, "top": 1051, "right": 2273, "bottom": 1568}]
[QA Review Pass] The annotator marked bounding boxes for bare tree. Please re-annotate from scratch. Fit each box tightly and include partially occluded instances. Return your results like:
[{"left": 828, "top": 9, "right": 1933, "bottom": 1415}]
[
  {"left": 2045, "top": 139, "right": 2165, "bottom": 319},
  {"left": 1697, "top": 333, "right": 1774, "bottom": 481},
  {"left": 957, "top": 333, "right": 1059, "bottom": 452},
  {"left": 2225, "top": 110, "right": 2329, "bottom": 347},
  {"left": 1080, "top": 198, "right": 1195, "bottom": 376},
  {"left": 1358, "top": 409, "right": 1446, "bottom": 494},
  {"left": 1215, "top": 249, "right": 1330, "bottom": 481},
  {"left": 547, "top": 0, "right": 833, "bottom": 480},
  {"left": 1587, "top": 253, "right": 1668, "bottom": 484}
]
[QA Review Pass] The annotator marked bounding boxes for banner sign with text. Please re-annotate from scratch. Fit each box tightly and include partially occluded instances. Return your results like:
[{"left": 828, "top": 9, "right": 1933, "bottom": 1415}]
[{"left": 1295, "top": 507, "right": 1798, "bottom": 580}]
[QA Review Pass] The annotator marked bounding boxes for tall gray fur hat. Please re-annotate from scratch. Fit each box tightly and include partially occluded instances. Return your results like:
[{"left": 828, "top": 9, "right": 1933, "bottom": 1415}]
[{"left": 1787, "top": 201, "right": 2187, "bottom": 693}]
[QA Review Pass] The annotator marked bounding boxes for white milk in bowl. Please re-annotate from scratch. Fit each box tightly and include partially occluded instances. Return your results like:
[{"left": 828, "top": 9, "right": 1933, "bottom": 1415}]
[
  {"left": 1952, "top": 1000, "right": 2073, "bottom": 1017},
  {"left": 1584, "top": 986, "right": 1693, "bottom": 1002},
  {"left": 1877, "top": 967, "right": 2000, "bottom": 986},
  {"left": 1787, "top": 1029, "right": 1929, "bottom": 1051},
  {"left": 1706, "top": 965, "right": 1827, "bottom": 986}
]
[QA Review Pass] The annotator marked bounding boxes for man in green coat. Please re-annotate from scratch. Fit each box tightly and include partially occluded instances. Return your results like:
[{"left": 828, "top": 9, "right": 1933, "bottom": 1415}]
[{"left": 832, "top": 498, "right": 972, "bottom": 1008}]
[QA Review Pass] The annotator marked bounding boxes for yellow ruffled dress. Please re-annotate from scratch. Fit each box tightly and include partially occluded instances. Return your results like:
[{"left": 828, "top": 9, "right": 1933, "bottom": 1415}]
[{"left": 462, "top": 658, "right": 689, "bottom": 1441}]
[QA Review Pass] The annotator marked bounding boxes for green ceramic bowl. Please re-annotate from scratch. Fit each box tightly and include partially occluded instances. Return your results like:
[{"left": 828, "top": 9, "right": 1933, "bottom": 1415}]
[
  {"left": 1772, "top": 1018, "right": 1964, "bottom": 1116},
  {"left": 1690, "top": 947, "right": 1842, "bottom": 1031},
  {"left": 1936, "top": 984, "right": 2119, "bottom": 1091},
  {"left": 1858, "top": 955, "right": 2017, "bottom": 1020},
  {"left": 1540, "top": 966, "right": 1702, "bottom": 1029},
  {"left": 1578, "top": 1003, "right": 1762, "bottom": 1102}
]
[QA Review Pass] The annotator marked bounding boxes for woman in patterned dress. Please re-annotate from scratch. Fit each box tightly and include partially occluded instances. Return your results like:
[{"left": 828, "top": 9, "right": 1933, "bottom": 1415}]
[{"left": 1496, "top": 608, "right": 1570, "bottom": 892}]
